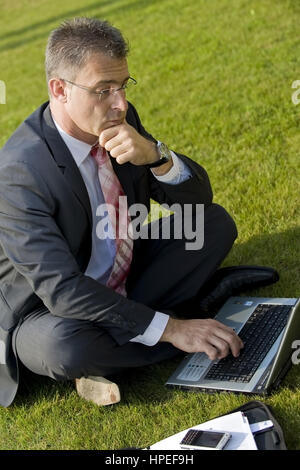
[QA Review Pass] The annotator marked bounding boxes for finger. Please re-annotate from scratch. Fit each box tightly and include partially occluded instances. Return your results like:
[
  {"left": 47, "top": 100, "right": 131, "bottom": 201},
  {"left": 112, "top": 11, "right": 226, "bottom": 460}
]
[
  {"left": 212, "top": 319, "right": 241, "bottom": 337},
  {"left": 208, "top": 321, "right": 241, "bottom": 352},
  {"left": 99, "top": 125, "right": 120, "bottom": 147},
  {"left": 225, "top": 326, "right": 244, "bottom": 349},
  {"left": 209, "top": 336, "right": 230, "bottom": 359},
  {"left": 204, "top": 345, "right": 220, "bottom": 361},
  {"left": 115, "top": 151, "right": 132, "bottom": 165},
  {"left": 212, "top": 321, "right": 244, "bottom": 348},
  {"left": 215, "top": 327, "right": 243, "bottom": 358},
  {"left": 104, "top": 135, "right": 124, "bottom": 153},
  {"left": 109, "top": 145, "right": 131, "bottom": 164},
  {"left": 108, "top": 144, "right": 133, "bottom": 164}
]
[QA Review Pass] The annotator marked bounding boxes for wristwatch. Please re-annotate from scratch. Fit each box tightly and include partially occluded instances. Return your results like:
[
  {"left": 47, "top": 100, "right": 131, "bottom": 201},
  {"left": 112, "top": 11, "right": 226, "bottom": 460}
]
[{"left": 146, "top": 141, "right": 172, "bottom": 168}]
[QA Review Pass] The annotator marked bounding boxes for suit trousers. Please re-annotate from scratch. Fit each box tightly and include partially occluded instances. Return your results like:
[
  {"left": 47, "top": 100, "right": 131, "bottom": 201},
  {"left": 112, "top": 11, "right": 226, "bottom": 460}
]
[{"left": 13, "top": 203, "right": 237, "bottom": 381}]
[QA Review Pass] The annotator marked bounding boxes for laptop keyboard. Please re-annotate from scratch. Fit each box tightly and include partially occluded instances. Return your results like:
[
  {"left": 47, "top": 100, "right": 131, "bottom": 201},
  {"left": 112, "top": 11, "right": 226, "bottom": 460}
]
[{"left": 204, "top": 303, "right": 291, "bottom": 383}]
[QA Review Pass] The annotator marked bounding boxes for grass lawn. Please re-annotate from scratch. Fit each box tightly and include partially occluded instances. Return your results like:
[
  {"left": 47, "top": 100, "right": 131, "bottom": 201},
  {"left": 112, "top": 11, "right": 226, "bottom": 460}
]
[{"left": 0, "top": 0, "right": 299, "bottom": 450}]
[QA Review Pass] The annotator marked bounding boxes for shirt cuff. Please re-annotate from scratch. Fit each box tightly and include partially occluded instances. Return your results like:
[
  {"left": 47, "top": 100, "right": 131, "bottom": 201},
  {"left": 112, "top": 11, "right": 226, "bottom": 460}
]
[
  {"left": 129, "top": 311, "right": 169, "bottom": 346},
  {"left": 150, "top": 151, "right": 193, "bottom": 185}
]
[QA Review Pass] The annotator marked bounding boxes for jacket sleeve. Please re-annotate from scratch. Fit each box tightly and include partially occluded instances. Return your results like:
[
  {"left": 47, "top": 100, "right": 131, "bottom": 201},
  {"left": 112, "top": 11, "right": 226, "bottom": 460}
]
[
  {"left": 0, "top": 160, "right": 155, "bottom": 345},
  {"left": 126, "top": 101, "right": 213, "bottom": 208}
]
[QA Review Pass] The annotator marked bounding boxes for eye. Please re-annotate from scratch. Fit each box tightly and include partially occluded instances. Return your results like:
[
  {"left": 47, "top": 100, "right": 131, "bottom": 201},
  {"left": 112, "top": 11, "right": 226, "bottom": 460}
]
[{"left": 97, "top": 88, "right": 110, "bottom": 96}]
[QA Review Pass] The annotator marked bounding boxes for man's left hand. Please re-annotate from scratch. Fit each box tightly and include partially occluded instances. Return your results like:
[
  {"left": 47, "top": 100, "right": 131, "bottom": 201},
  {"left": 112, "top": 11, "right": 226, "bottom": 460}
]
[{"left": 99, "top": 120, "right": 160, "bottom": 166}]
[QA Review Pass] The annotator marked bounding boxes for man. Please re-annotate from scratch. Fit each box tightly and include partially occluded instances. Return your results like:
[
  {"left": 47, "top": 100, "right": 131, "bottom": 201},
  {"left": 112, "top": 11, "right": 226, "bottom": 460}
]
[{"left": 0, "top": 17, "right": 277, "bottom": 407}]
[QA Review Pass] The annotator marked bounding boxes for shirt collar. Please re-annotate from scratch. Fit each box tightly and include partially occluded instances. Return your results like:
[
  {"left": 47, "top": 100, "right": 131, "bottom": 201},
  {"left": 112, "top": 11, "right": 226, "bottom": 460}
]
[{"left": 53, "top": 119, "right": 97, "bottom": 167}]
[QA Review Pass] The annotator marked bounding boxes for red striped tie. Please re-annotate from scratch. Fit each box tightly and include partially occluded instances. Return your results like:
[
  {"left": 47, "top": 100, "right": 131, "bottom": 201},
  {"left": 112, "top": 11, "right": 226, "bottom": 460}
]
[{"left": 90, "top": 145, "right": 133, "bottom": 296}]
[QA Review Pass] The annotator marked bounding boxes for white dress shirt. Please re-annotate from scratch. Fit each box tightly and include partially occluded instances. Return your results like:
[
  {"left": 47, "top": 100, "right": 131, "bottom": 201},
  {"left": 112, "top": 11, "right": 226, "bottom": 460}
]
[{"left": 53, "top": 120, "right": 192, "bottom": 346}]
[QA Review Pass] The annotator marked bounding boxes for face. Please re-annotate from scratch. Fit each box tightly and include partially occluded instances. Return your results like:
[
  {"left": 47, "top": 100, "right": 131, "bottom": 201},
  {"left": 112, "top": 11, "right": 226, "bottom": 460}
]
[{"left": 53, "top": 53, "right": 130, "bottom": 144}]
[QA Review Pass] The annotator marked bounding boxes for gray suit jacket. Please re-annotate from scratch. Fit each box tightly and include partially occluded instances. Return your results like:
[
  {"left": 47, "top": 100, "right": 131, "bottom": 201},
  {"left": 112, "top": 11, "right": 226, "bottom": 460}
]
[{"left": 0, "top": 101, "right": 213, "bottom": 406}]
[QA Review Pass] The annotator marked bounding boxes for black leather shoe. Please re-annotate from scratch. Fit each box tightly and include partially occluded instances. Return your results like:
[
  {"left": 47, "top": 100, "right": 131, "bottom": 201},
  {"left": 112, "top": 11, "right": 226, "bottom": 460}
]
[{"left": 197, "top": 265, "right": 279, "bottom": 314}]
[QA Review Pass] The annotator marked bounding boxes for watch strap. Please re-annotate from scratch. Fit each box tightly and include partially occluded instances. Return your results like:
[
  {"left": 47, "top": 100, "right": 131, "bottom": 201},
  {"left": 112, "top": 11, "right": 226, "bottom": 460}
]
[
  {"left": 145, "top": 142, "right": 171, "bottom": 168},
  {"left": 146, "top": 156, "right": 170, "bottom": 168}
]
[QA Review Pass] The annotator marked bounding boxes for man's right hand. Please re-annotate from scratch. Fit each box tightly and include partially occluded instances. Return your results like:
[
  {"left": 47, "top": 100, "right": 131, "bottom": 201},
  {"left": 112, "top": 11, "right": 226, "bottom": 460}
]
[{"left": 159, "top": 317, "right": 244, "bottom": 361}]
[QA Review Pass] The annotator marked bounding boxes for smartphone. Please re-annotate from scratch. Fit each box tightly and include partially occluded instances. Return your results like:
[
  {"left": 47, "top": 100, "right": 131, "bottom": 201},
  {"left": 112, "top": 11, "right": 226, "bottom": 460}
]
[{"left": 179, "top": 429, "right": 231, "bottom": 450}]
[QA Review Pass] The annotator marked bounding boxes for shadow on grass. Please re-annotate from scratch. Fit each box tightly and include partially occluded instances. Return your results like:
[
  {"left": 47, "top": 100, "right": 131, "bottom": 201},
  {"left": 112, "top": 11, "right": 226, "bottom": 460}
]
[
  {"left": 0, "top": 0, "right": 116, "bottom": 41},
  {"left": 12, "top": 225, "right": 300, "bottom": 408},
  {"left": 0, "top": 0, "right": 165, "bottom": 53},
  {"left": 13, "top": 351, "right": 186, "bottom": 410}
]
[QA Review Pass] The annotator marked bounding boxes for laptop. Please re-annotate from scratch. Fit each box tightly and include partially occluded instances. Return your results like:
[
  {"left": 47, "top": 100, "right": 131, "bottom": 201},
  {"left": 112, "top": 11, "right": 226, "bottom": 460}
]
[{"left": 166, "top": 297, "right": 300, "bottom": 395}]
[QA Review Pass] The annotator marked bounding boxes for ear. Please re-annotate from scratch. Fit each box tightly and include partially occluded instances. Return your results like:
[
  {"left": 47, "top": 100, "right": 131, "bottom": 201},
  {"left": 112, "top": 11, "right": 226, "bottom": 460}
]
[{"left": 48, "top": 78, "right": 68, "bottom": 103}]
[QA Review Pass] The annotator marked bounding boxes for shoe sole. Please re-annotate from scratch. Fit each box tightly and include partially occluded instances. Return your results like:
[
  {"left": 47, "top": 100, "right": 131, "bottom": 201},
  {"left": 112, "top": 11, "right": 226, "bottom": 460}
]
[{"left": 76, "top": 376, "right": 121, "bottom": 406}]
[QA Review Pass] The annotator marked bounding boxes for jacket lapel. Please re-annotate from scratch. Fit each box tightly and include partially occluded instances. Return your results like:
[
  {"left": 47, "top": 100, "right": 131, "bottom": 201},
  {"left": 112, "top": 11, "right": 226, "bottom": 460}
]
[{"left": 41, "top": 105, "right": 93, "bottom": 229}]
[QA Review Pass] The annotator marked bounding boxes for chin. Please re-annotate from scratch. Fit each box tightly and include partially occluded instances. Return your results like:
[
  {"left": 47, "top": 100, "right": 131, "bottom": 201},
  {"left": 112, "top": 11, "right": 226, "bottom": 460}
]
[
  {"left": 81, "top": 129, "right": 100, "bottom": 144},
  {"left": 102, "top": 122, "right": 116, "bottom": 130}
]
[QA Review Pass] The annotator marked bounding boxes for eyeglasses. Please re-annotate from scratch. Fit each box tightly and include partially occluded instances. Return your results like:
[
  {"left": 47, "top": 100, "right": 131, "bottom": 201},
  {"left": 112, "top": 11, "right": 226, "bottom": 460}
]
[{"left": 60, "top": 76, "right": 137, "bottom": 101}]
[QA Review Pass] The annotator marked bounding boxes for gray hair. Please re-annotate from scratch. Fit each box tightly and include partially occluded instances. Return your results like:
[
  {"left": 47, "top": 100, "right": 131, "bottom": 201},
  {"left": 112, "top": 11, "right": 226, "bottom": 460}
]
[{"left": 45, "top": 17, "right": 129, "bottom": 84}]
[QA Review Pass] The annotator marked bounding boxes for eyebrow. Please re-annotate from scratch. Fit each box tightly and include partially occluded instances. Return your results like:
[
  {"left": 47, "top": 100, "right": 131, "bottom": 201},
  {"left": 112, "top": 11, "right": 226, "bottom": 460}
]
[{"left": 92, "top": 76, "right": 130, "bottom": 87}]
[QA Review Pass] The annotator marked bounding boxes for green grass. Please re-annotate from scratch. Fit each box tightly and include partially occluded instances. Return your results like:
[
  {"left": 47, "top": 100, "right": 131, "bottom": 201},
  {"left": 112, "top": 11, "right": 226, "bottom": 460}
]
[{"left": 0, "top": 0, "right": 300, "bottom": 450}]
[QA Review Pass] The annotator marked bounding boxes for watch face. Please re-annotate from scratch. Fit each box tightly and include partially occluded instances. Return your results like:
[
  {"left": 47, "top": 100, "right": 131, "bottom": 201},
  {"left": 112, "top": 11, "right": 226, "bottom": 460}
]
[
  {"left": 158, "top": 142, "right": 170, "bottom": 159},
  {"left": 146, "top": 142, "right": 171, "bottom": 168}
]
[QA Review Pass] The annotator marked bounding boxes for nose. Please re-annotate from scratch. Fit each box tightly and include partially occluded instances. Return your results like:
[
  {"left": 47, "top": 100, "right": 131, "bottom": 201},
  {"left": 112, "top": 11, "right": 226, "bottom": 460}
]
[{"left": 111, "top": 89, "right": 128, "bottom": 113}]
